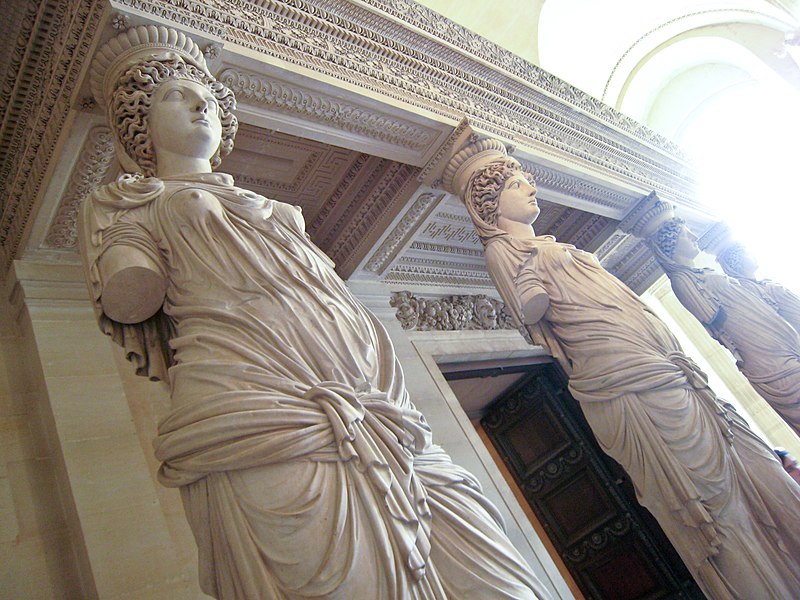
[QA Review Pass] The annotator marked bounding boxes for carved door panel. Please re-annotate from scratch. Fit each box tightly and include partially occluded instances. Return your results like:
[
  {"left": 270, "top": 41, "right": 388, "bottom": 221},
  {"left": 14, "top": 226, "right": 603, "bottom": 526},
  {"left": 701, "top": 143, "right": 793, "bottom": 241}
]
[{"left": 479, "top": 362, "right": 702, "bottom": 600}]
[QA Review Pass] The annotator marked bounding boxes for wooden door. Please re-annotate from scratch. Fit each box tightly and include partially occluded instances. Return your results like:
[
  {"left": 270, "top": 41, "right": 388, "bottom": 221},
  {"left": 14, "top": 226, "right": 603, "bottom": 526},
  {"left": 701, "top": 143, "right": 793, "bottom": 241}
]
[{"left": 476, "top": 362, "right": 702, "bottom": 600}]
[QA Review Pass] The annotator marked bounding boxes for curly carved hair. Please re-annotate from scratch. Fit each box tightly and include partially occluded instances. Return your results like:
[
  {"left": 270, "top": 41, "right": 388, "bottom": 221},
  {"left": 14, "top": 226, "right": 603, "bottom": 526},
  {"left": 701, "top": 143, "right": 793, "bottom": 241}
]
[
  {"left": 653, "top": 217, "right": 686, "bottom": 258},
  {"left": 718, "top": 243, "right": 746, "bottom": 275},
  {"left": 468, "top": 158, "right": 534, "bottom": 225},
  {"left": 110, "top": 57, "right": 238, "bottom": 176}
]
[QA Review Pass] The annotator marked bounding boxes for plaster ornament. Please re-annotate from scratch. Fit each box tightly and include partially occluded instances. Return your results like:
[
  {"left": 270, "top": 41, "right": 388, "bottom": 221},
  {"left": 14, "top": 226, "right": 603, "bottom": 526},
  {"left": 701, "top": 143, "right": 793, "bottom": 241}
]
[
  {"left": 447, "top": 137, "right": 800, "bottom": 599},
  {"left": 634, "top": 203, "right": 800, "bottom": 437},
  {"left": 78, "top": 27, "right": 550, "bottom": 600}
]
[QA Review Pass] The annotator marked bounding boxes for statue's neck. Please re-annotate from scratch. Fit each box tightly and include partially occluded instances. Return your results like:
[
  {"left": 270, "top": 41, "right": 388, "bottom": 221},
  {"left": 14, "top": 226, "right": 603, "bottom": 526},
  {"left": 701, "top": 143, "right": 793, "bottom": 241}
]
[
  {"left": 496, "top": 216, "right": 536, "bottom": 241},
  {"left": 155, "top": 151, "right": 213, "bottom": 178}
]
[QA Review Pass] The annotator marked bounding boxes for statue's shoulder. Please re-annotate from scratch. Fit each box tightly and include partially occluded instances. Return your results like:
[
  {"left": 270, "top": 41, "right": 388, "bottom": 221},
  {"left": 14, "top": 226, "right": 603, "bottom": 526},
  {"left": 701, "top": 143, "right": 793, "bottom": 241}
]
[{"left": 89, "top": 174, "right": 165, "bottom": 210}]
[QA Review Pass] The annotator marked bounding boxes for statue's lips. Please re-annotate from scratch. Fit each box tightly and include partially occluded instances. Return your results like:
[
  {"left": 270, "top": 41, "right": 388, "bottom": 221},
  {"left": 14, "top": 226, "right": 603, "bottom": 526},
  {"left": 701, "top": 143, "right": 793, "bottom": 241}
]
[{"left": 193, "top": 117, "right": 211, "bottom": 126}]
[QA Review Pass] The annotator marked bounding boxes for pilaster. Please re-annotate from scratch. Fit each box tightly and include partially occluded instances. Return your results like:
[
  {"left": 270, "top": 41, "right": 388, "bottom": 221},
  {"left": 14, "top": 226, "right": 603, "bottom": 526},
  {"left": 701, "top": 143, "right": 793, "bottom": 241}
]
[{"left": 6, "top": 260, "right": 205, "bottom": 599}]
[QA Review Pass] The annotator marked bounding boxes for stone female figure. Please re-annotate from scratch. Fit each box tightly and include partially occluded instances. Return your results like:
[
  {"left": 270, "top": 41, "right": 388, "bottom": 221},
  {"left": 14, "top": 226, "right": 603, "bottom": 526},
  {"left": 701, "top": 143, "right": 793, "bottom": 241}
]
[
  {"left": 80, "top": 26, "right": 548, "bottom": 600},
  {"left": 717, "top": 241, "right": 800, "bottom": 334},
  {"left": 444, "top": 138, "right": 800, "bottom": 600},
  {"left": 648, "top": 217, "right": 800, "bottom": 436}
]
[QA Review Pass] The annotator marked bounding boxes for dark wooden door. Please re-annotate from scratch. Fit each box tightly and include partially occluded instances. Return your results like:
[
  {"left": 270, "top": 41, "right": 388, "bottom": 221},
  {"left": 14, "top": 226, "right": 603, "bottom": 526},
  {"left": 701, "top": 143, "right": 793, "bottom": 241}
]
[{"left": 477, "top": 362, "right": 702, "bottom": 600}]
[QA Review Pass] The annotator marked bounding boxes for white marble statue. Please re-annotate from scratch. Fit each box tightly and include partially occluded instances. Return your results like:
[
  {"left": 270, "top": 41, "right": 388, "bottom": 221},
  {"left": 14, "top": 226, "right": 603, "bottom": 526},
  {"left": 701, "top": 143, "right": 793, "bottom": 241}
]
[
  {"left": 79, "top": 26, "right": 550, "bottom": 600},
  {"left": 443, "top": 138, "right": 800, "bottom": 599},
  {"left": 645, "top": 215, "right": 800, "bottom": 437},
  {"left": 717, "top": 241, "right": 800, "bottom": 334}
]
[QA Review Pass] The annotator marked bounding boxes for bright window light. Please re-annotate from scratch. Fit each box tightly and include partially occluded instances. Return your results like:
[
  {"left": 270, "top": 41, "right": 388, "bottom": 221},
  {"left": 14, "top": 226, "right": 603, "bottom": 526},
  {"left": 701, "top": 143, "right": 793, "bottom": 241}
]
[{"left": 679, "top": 81, "right": 800, "bottom": 290}]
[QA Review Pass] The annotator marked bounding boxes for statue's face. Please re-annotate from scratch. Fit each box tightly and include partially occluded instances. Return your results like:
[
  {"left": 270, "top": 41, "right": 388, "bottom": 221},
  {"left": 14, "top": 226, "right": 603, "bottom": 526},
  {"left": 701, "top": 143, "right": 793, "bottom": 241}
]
[
  {"left": 497, "top": 172, "right": 539, "bottom": 225},
  {"left": 673, "top": 225, "right": 700, "bottom": 263},
  {"left": 149, "top": 78, "right": 222, "bottom": 165},
  {"left": 738, "top": 249, "right": 759, "bottom": 276}
]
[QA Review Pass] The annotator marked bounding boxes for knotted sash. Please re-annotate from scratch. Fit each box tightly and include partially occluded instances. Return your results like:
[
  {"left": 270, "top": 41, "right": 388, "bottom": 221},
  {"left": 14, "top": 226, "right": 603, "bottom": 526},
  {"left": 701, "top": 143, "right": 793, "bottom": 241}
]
[{"left": 154, "top": 381, "right": 434, "bottom": 580}]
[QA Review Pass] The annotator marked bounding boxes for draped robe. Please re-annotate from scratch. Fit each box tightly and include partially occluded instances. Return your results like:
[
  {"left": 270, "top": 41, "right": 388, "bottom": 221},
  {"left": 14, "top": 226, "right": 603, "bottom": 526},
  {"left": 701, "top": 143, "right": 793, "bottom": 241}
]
[
  {"left": 667, "top": 266, "right": 800, "bottom": 435},
  {"left": 481, "top": 232, "right": 800, "bottom": 600},
  {"left": 80, "top": 172, "right": 549, "bottom": 600}
]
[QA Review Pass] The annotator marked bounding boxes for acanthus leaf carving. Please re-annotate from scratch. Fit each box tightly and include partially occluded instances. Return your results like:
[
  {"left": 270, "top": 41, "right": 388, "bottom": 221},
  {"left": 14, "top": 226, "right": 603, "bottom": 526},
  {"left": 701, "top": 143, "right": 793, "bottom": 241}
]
[{"left": 44, "top": 126, "right": 115, "bottom": 249}]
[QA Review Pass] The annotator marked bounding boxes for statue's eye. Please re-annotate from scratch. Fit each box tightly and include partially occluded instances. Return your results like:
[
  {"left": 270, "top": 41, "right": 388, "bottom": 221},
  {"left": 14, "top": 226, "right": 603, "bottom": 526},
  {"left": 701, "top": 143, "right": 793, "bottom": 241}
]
[{"left": 164, "top": 89, "right": 184, "bottom": 100}]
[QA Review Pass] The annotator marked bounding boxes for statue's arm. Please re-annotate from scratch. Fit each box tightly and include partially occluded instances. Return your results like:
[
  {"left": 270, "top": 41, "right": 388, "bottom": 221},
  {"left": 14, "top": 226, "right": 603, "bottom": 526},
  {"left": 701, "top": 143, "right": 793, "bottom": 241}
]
[
  {"left": 516, "top": 255, "right": 550, "bottom": 325},
  {"left": 98, "top": 243, "right": 167, "bottom": 324},
  {"left": 97, "top": 221, "right": 167, "bottom": 324}
]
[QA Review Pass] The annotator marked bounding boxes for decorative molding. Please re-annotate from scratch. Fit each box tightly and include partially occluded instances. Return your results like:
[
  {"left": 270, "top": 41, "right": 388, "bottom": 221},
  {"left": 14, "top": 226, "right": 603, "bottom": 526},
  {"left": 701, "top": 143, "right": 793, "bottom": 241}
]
[
  {"left": 110, "top": 0, "right": 695, "bottom": 200},
  {"left": 218, "top": 67, "right": 436, "bottom": 151},
  {"left": 364, "top": 191, "right": 443, "bottom": 274},
  {"left": 564, "top": 516, "right": 633, "bottom": 563},
  {"left": 518, "top": 158, "right": 638, "bottom": 213},
  {"left": 384, "top": 261, "right": 494, "bottom": 289},
  {"left": 326, "top": 162, "right": 420, "bottom": 268},
  {"left": 307, "top": 153, "right": 372, "bottom": 236},
  {"left": 44, "top": 127, "right": 115, "bottom": 249},
  {"left": 407, "top": 241, "right": 483, "bottom": 258},
  {"left": 359, "top": 0, "right": 686, "bottom": 158},
  {"left": 419, "top": 220, "right": 481, "bottom": 246},
  {"left": 389, "top": 290, "right": 515, "bottom": 331},
  {"left": 0, "top": 0, "right": 105, "bottom": 272},
  {"left": 416, "top": 117, "right": 470, "bottom": 183}
]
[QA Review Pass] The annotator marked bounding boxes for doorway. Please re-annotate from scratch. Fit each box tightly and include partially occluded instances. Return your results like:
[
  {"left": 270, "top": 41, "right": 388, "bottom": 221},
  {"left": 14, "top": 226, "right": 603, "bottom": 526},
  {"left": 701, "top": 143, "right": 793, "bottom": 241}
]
[{"left": 444, "top": 360, "right": 702, "bottom": 600}]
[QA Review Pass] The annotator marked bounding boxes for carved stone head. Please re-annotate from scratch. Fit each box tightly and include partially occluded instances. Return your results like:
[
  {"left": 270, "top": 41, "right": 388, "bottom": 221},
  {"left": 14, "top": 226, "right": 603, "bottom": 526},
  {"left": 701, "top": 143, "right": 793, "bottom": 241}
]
[
  {"left": 468, "top": 159, "right": 536, "bottom": 226},
  {"left": 90, "top": 25, "right": 238, "bottom": 176},
  {"left": 110, "top": 57, "right": 237, "bottom": 176},
  {"left": 652, "top": 217, "right": 700, "bottom": 266},
  {"left": 718, "top": 243, "right": 758, "bottom": 278}
]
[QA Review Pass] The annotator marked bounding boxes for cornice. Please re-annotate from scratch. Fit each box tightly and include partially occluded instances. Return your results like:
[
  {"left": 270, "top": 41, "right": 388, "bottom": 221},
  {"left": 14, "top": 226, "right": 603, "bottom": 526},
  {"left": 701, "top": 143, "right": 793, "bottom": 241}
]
[
  {"left": 110, "top": 0, "right": 695, "bottom": 198},
  {"left": 218, "top": 67, "right": 436, "bottom": 152},
  {"left": 364, "top": 191, "right": 443, "bottom": 275},
  {"left": 0, "top": 0, "right": 105, "bottom": 274}
]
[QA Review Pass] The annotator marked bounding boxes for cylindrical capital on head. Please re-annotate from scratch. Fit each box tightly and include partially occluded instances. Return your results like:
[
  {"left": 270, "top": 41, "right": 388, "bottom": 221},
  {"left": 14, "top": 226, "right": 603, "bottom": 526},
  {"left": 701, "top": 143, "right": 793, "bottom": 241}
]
[
  {"left": 619, "top": 191, "right": 676, "bottom": 240},
  {"left": 442, "top": 137, "right": 508, "bottom": 199},
  {"left": 90, "top": 25, "right": 209, "bottom": 109},
  {"left": 697, "top": 221, "right": 734, "bottom": 256}
]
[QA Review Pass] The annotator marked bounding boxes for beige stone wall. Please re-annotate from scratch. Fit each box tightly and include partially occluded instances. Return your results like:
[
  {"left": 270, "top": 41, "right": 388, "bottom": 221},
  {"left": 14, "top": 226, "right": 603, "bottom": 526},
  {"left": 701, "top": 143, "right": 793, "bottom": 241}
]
[
  {"left": 0, "top": 304, "right": 89, "bottom": 598},
  {"left": 2, "top": 261, "right": 208, "bottom": 599}
]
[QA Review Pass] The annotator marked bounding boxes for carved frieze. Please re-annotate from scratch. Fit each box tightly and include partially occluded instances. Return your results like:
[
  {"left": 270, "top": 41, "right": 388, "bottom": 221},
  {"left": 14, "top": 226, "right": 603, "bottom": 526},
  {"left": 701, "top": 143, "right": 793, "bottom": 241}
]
[
  {"left": 109, "top": 0, "right": 694, "bottom": 200},
  {"left": 390, "top": 290, "right": 515, "bottom": 331},
  {"left": 0, "top": 0, "right": 104, "bottom": 271}
]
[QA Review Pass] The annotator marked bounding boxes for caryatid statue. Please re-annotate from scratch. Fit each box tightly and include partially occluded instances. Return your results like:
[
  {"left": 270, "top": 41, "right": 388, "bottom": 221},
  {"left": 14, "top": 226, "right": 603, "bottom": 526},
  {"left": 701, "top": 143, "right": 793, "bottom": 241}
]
[
  {"left": 627, "top": 198, "right": 800, "bottom": 437},
  {"left": 703, "top": 222, "right": 800, "bottom": 335},
  {"left": 443, "top": 137, "right": 800, "bottom": 599},
  {"left": 78, "top": 26, "right": 551, "bottom": 600}
]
